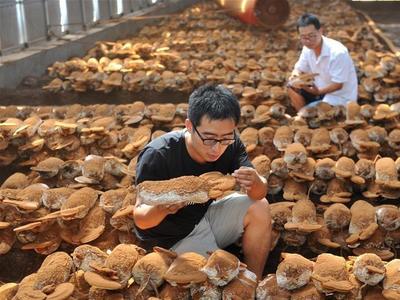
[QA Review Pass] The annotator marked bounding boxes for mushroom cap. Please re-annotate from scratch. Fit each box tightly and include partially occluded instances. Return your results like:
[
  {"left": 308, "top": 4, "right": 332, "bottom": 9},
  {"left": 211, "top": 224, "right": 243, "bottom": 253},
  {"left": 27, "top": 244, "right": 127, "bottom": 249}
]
[
  {"left": 132, "top": 248, "right": 176, "bottom": 289},
  {"left": 256, "top": 274, "right": 291, "bottom": 300},
  {"left": 240, "top": 127, "right": 259, "bottom": 149},
  {"left": 307, "top": 128, "right": 331, "bottom": 153},
  {"left": 270, "top": 201, "right": 295, "bottom": 230},
  {"left": 345, "top": 101, "right": 365, "bottom": 125},
  {"left": 270, "top": 158, "right": 289, "bottom": 178},
  {"left": 201, "top": 249, "right": 241, "bottom": 286},
  {"left": 258, "top": 126, "right": 275, "bottom": 145},
  {"left": 276, "top": 253, "right": 313, "bottom": 290},
  {"left": 353, "top": 253, "right": 385, "bottom": 286},
  {"left": 104, "top": 244, "right": 142, "bottom": 286},
  {"left": 363, "top": 181, "right": 382, "bottom": 199},
  {"left": 31, "top": 157, "right": 65, "bottom": 173},
  {"left": 376, "top": 205, "right": 400, "bottom": 231},
  {"left": 332, "top": 157, "right": 355, "bottom": 178},
  {"left": 315, "top": 158, "right": 336, "bottom": 180},
  {"left": 252, "top": 155, "right": 271, "bottom": 178},
  {"left": 222, "top": 269, "right": 257, "bottom": 299},
  {"left": 284, "top": 199, "right": 322, "bottom": 233},
  {"left": 84, "top": 271, "right": 123, "bottom": 290},
  {"left": 311, "top": 253, "right": 353, "bottom": 293},
  {"left": 294, "top": 127, "right": 313, "bottom": 147},
  {"left": 290, "top": 282, "right": 323, "bottom": 300},
  {"left": 367, "top": 126, "right": 387, "bottom": 144},
  {"left": 1, "top": 172, "right": 30, "bottom": 189},
  {"left": 71, "top": 244, "right": 108, "bottom": 272},
  {"left": 373, "top": 104, "right": 398, "bottom": 121},
  {"left": 138, "top": 176, "right": 209, "bottom": 206},
  {"left": 289, "top": 157, "right": 315, "bottom": 182},
  {"left": 0, "top": 283, "right": 18, "bottom": 300},
  {"left": 329, "top": 127, "right": 349, "bottom": 145},
  {"left": 284, "top": 143, "right": 308, "bottom": 168},
  {"left": 273, "top": 126, "right": 294, "bottom": 151},
  {"left": 355, "top": 158, "right": 376, "bottom": 180},
  {"left": 388, "top": 129, "right": 400, "bottom": 149},
  {"left": 251, "top": 105, "right": 271, "bottom": 125},
  {"left": 46, "top": 282, "right": 75, "bottom": 300},
  {"left": 349, "top": 200, "right": 378, "bottom": 238},
  {"left": 61, "top": 187, "right": 99, "bottom": 219},
  {"left": 375, "top": 157, "right": 400, "bottom": 188},
  {"left": 164, "top": 252, "right": 208, "bottom": 285},
  {"left": 383, "top": 259, "right": 400, "bottom": 298},
  {"left": 159, "top": 283, "right": 190, "bottom": 300},
  {"left": 241, "top": 104, "right": 255, "bottom": 119},
  {"left": 282, "top": 179, "right": 308, "bottom": 201},
  {"left": 35, "top": 252, "right": 74, "bottom": 290},
  {"left": 324, "top": 203, "right": 351, "bottom": 230},
  {"left": 323, "top": 177, "right": 352, "bottom": 199}
]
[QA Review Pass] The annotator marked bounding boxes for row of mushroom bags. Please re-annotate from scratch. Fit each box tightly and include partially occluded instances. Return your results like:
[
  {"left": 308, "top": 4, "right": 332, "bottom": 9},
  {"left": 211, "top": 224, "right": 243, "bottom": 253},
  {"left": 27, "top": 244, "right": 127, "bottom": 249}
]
[{"left": 1, "top": 246, "right": 400, "bottom": 299}]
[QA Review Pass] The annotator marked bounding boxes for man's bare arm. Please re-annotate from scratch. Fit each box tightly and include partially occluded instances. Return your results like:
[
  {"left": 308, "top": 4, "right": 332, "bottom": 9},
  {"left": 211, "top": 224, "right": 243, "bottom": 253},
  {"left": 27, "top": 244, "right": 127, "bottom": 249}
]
[
  {"left": 133, "top": 197, "right": 185, "bottom": 229},
  {"left": 303, "top": 82, "right": 343, "bottom": 96}
]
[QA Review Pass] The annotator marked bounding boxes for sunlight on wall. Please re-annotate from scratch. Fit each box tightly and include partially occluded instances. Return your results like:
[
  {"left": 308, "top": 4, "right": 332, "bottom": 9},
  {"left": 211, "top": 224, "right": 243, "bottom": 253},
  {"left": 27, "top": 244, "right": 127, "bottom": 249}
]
[
  {"left": 59, "top": 0, "right": 68, "bottom": 32},
  {"left": 15, "top": 0, "right": 27, "bottom": 44},
  {"left": 92, "top": 0, "right": 100, "bottom": 22},
  {"left": 117, "top": 0, "right": 123, "bottom": 14}
]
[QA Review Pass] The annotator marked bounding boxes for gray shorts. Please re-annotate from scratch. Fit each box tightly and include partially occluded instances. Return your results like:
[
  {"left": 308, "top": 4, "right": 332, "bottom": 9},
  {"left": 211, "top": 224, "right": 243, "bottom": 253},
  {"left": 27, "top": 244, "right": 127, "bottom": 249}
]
[{"left": 170, "top": 193, "right": 255, "bottom": 256}]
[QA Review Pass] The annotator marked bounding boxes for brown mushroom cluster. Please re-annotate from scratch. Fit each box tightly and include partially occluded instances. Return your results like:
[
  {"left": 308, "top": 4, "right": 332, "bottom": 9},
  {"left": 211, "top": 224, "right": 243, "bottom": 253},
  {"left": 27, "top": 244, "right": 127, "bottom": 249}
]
[
  {"left": 42, "top": 0, "right": 399, "bottom": 105},
  {"left": 2, "top": 247, "right": 400, "bottom": 299},
  {"left": 1, "top": 247, "right": 260, "bottom": 299},
  {"left": 256, "top": 253, "right": 400, "bottom": 300}
]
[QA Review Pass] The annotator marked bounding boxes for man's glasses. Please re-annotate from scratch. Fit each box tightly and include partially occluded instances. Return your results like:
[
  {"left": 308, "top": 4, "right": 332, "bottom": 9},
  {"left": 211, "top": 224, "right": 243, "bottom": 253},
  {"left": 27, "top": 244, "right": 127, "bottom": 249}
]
[
  {"left": 193, "top": 126, "right": 235, "bottom": 146},
  {"left": 300, "top": 32, "right": 319, "bottom": 41}
]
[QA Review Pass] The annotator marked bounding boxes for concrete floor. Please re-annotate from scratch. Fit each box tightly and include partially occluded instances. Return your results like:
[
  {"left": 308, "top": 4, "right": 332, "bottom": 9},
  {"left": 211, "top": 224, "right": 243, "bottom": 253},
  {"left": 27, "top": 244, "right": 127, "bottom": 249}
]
[{"left": 349, "top": 1, "right": 400, "bottom": 48}]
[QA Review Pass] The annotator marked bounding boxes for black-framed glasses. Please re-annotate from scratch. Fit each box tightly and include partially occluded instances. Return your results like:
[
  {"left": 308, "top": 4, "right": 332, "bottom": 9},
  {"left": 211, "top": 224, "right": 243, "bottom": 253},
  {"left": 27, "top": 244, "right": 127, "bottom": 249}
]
[
  {"left": 299, "top": 32, "right": 319, "bottom": 41},
  {"left": 193, "top": 126, "right": 235, "bottom": 146}
]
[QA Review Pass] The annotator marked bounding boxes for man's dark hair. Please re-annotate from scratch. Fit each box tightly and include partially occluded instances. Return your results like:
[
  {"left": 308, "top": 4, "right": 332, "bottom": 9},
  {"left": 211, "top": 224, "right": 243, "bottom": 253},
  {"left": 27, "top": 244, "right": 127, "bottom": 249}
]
[
  {"left": 188, "top": 84, "right": 240, "bottom": 127},
  {"left": 297, "top": 13, "right": 321, "bottom": 31}
]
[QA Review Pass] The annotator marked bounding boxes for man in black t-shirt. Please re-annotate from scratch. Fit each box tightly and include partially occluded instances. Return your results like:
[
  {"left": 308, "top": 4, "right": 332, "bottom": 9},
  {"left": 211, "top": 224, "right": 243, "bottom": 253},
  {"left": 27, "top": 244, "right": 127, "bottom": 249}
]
[{"left": 133, "top": 84, "right": 272, "bottom": 279}]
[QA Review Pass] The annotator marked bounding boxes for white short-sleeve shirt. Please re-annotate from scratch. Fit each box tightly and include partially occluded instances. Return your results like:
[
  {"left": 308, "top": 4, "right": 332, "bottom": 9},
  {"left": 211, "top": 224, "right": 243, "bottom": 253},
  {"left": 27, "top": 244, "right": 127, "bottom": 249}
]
[{"left": 294, "top": 36, "right": 358, "bottom": 106}]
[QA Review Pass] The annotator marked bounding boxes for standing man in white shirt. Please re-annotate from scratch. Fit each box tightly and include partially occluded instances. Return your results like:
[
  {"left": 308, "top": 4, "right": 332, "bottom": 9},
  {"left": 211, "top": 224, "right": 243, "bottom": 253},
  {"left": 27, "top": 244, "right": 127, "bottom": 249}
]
[{"left": 288, "top": 13, "right": 358, "bottom": 111}]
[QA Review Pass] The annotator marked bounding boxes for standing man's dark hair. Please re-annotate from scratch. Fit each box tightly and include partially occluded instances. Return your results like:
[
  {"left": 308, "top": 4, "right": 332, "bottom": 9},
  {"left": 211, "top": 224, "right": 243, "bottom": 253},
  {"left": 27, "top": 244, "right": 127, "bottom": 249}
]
[
  {"left": 188, "top": 84, "right": 241, "bottom": 127},
  {"left": 296, "top": 13, "right": 321, "bottom": 31}
]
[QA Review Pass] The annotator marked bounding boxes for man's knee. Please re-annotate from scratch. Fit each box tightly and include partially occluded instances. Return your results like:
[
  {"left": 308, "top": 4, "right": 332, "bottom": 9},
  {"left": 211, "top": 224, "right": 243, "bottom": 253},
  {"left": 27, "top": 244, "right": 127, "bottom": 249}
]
[{"left": 245, "top": 199, "right": 271, "bottom": 226}]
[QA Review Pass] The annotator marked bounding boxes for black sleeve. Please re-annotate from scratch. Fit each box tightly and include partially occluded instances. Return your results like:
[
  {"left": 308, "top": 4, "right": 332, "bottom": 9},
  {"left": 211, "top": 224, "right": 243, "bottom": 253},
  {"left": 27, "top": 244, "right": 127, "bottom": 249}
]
[
  {"left": 135, "top": 147, "right": 168, "bottom": 185},
  {"left": 232, "top": 139, "right": 253, "bottom": 171}
]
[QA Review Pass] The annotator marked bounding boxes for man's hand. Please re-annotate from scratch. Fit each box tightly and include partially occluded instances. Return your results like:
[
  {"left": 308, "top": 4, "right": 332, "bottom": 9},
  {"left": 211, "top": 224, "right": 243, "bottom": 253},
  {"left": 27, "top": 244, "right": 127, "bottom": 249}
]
[
  {"left": 302, "top": 83, "right": 320, "bottom": 96},
  {"left": 232, "top": 166, "right": 260, "bottom": 192}
]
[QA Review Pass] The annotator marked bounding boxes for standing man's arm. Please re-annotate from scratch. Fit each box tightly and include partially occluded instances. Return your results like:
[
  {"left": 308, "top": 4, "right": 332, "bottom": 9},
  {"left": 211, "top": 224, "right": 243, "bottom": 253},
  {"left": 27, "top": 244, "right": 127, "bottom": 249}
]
[
  {"left": 290, "top": 48, "right": 310, "bottom": 80},
  {"left": 302, "top": 82, "right": 343, "bottom": 96}
]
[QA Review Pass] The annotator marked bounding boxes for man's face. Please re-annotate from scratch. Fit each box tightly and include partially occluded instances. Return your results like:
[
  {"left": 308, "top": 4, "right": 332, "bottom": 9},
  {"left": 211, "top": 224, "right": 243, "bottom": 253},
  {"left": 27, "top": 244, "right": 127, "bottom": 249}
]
[
  {"left": 187, "top": 116, "right": 236, "bottom": 163},
  {"left": 299, "top": 24, "right": 322, "bottom": 50}
]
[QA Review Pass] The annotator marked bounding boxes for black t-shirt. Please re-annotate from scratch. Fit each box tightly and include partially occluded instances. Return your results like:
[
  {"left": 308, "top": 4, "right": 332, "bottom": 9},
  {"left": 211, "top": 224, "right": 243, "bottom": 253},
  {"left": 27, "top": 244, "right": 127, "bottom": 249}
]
[{"left": 134, "top": 129, "right": 253, "bottom": 249}]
